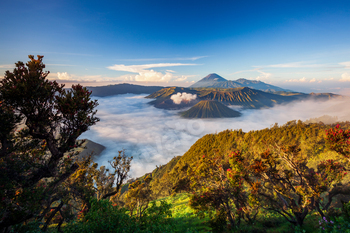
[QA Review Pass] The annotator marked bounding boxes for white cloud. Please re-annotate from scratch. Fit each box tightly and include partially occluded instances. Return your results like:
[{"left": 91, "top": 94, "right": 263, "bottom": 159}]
[
  {"left": 340, "top": 61, "right": 350, "bottom": 69},
  {"left": 107, "top": 63, "right": 196, "bottom": 73},
  {"left": 57, "top": 72, "right": 73, "bottom": 80},
  {"left": 170, "top": 92, "right": 197, "bottom": 104},
  {"left": 340, "top": 73, "right": 350, "bottom": 82},
  {"left": 81, "top": 95, "right": 350, "bottom": 178},
  {"left": 135, "top": 70, "right": 173, "bottom": 82},
  {"left": 107, "top": 63, "right": 197, "bottom": 82},
  {"left": 286, "top": 77, "right": 307, "bottom": 82},
  {"left": 175, "top": 76, "right": 188, "bottom": 82},
  {"left": 53, "top": 72, "right": 111, "bottom": 82},
  {"left": 256, "top": 70, "right": 272, "bottom": 80},
  {"left": 310, "top": 78, "right": 316, "bottom": 83}
]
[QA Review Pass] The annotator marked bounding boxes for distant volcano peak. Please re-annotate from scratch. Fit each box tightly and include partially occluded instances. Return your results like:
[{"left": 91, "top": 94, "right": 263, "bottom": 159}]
[
  {"left": 189, "top": 73, "right": 227, "bottom": 88},
  {"left": 202, "top": 73, "right": 227, "bottom": 81},
  {"left": 181, "top": 100, "right": 241, "bottom": 118}
]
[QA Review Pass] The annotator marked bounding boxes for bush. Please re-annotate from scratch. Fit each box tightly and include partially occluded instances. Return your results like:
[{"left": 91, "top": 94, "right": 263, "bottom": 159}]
[
  {"left": 64, "top": 199, "right": 137, "bottom": 233},
  {"left": 64, "top": 199, "right": 177, "bottom": 233}
]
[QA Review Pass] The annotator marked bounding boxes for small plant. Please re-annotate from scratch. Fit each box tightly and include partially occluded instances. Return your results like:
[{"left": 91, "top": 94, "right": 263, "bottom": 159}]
[{"left": 318, "top": 216, "right": 350, "bottom": 233}]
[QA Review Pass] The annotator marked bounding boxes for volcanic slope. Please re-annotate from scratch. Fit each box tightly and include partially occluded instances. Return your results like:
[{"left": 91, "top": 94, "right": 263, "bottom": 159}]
[
  {"left": 189, "top": 73, "right": 227, "bottom": 88},
  {"left": 181, "top": 100, "right": 241, "bottom": 118},
  {"left": 88, "top": 83, "right": 164, "bottom": 97},
  {"left": 146, "top": 87, "right": 198, "bottom": 110},
  {"left": 190, "top": 73, "right": 289, "bottom": 92},
  {"left": 197, "top": 87, "right": 294, "bottom": 109}
]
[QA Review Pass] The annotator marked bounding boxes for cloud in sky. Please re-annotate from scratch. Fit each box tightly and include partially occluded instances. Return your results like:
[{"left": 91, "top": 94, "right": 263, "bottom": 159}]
[
  {"left": 80, "top": 94, "right": 350, "bottom": 178},
  {"left": 107, "top": 63, "right": 197, "bottom": 73},
  {"left": 340, "top": 73, "right": 350, "bottom": 82},
  {"left": 256, "top": 70, "right": 272, "bottom": 80},
  {"left": 107, "top": 63, "right": 197, "bottom": 82},
  {"left": 57, "top": 72, "right": 73, "bottom": 80},
  {"left": 56, "top": 72, "right": 103, "bottom": 81},
  {"left": 340, "top": 61, "right": 350, "bottom": 69},
  {"left": 286, "top": 77, "right": 311, "bottom": 82}
]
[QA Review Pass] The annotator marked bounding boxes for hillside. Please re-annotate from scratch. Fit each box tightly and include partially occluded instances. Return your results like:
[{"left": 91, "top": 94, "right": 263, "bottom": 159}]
[
  {"left": 73, "top": 139, "right": 106, "bottom": 160},
  {"left": 146, "top": 86, "right": 198, "bottom": 110},
  {"left": 180, "top": 100, "right": 241, "bottom": 118},
  {"left": 87, "top": 83, "right": 164, "bottom": 97},
  {"left": 189, "top": 73, "right": 227, "bottom": 88},
  {"left": 190, "top": 73, "right": 290, "bottom": 92},
  {"left": 146, "top": 86, "right": 344, "bottom": 110},
  {"left": 149, "top": 121, "right": 350, "bottom": 197},
  {"left": 196, "top": 87, "right": 294, "bottom": 108},
  {"left": 147, "top": 86, "right": 301, "bottom": 110}
]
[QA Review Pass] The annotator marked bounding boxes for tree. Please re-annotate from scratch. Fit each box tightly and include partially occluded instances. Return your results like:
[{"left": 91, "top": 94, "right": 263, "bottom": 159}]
[
  {"left": 325, "top": 124, "right": 350, "bottom": 159},
  {"left": 0, "top": 55, "right": 99, "bottom": 232},
  {"left": 125, "top": 175, "right": 153, "bottom": 219},
  {"left": 249, "top": 144, "right": 347, "bottom": 226},
  {"left": 188, "top": 151, "right": 258, "bottom": 229}
]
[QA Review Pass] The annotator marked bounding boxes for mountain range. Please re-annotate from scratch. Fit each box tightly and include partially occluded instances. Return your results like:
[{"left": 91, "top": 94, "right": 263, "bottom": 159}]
[
  {"left": 85, "top": 74, "right": 344, "bottom": 119},
  {"left": 146, "top": 86, "right": 342, "bottom": 112},
  {"left": 190, "top": 73, "right": 290, "bottom": 92},
  {"left": 181, "top": 100, "right": 241, "bottom": 118},
  {"left": 87, "top": 83, "right": 164, "bottom": 97}
]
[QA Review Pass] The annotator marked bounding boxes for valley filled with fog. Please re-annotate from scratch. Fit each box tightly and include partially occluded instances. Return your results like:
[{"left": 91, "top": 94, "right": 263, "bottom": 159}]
[{"left": 80, "top": 94, "right": 350, "bottom": 178}]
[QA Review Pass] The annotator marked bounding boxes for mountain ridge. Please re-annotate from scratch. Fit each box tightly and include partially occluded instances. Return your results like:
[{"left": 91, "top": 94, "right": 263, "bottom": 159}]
[
  {"left": 181, "top": 100, "right": 241, "bottom": 118},
  {"left": 190, "top": 74, "right": 290, "bottom": 92}
]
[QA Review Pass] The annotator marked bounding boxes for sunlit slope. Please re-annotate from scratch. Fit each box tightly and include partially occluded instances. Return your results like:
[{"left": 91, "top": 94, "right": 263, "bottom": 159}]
[
  {"left": 146, "top": 87, "right": 197, "bottom": 110},
  {"left": 181, "top": 100, "right": 241, "bottom": 118},
  {"left": 189, "top": 73, "right": 290, "bottom": 92},
  {"left": 207, "top": 79, "right": 290, "bottom": 92},
  {"left": 189, "top": 73, "right": 227, "bottom": 88},
  {"left": 154, "top": 121, "right": 350, "bottom": 195},
  {"left": 197, "top": 87, "right": 294, "bottom": 108},
  {"left": 146, "top": 86, "right": 196, "bottom": 99}
]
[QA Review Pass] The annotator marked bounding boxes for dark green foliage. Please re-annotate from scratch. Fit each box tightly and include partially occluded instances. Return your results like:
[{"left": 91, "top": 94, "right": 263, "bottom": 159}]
[
  {"left": 181, "top": 100, "right": 241, "bottom": 118},
  {"left": 0, "top": 55, "right": 99, "bottom": 231},
  {"left": 208, "top": 208, "right": 227, "bottom": 233},
  {"left": 63, "top": 199, "right": 138, "bottom": 233},
  {"left": 64, "top": 199, "right": 175, "bottom": 233}
]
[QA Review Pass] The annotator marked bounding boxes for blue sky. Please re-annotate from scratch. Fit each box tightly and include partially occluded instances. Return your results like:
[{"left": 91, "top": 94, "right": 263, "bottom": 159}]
[{"left": 1, "top": 0, "right": 350, "bottom": 94}]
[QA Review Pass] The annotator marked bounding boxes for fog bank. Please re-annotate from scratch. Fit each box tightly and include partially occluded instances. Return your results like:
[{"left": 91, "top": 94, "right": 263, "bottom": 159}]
[{"left": 80, "top": 94, "right": 350, "bottom": 178}]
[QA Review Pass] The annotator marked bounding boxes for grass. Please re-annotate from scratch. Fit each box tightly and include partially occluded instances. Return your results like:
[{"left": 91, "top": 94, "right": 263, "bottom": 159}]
[
  {"left": 44, "top": 192, "right": 349, "bottom": 233},
  {"left": 156, "top": 193, "right": 212, "bottom": 233}
]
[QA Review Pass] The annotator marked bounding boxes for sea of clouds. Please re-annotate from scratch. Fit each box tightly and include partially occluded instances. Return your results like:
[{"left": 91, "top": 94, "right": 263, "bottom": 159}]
[{"left": 79, "top": 94, "right": 350, "bottom": 178}]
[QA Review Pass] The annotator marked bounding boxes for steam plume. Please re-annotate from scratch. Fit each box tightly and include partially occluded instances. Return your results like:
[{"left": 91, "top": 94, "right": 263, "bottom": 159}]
[{"left": 170, "top": 92, "right": 197, "bottom": 104}]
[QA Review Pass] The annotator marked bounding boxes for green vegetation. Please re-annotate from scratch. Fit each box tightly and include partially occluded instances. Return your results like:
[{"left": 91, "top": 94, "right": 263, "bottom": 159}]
[
  {"left": 1, "top": 57, "right": 350, "bottom": 232},
  {"left": 0, "top": 55, "right": 100, "bottom": 232},
  {"left": 181, "top": 100, "right": 241, "bottom": 118}
]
